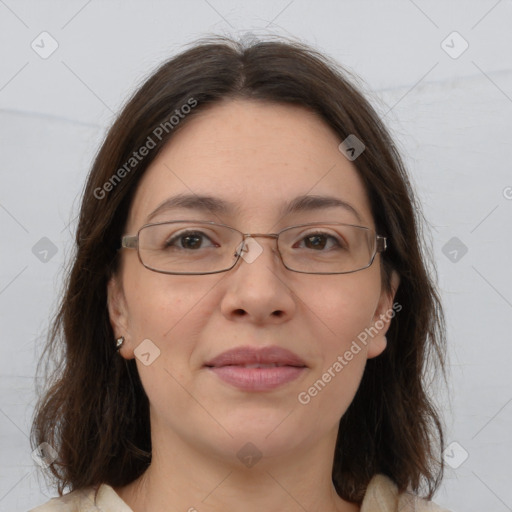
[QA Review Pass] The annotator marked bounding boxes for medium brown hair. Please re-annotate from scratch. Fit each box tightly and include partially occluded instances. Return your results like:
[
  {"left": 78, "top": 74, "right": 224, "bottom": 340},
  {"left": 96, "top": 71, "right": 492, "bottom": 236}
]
[{"left": 31, "top": 36, "right": 447, "bottom": 504}]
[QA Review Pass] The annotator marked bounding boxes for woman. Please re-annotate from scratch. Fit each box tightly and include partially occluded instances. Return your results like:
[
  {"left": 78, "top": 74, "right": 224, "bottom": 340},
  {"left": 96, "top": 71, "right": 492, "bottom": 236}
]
[{"left": 30, "top": 36, "right": 450, "bottom": 511}]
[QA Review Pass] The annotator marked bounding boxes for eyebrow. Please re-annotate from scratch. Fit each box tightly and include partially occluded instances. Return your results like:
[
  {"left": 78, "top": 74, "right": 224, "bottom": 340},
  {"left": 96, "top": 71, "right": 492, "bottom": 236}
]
[{"left": 145, "top": 193, "right": 363, "bottom": 224}]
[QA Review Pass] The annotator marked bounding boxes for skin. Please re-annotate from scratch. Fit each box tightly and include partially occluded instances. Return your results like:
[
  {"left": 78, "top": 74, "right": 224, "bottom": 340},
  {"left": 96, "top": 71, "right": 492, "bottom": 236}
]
[{"left": 108, "top": 99, "right": 400, "bottom": 512}]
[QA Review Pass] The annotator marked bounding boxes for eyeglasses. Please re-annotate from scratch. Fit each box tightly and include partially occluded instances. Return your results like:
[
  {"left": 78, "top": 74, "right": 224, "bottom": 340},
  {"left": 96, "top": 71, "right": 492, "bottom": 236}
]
[{"left": 120, "top": 220, "right": 387, "bottom": 275}]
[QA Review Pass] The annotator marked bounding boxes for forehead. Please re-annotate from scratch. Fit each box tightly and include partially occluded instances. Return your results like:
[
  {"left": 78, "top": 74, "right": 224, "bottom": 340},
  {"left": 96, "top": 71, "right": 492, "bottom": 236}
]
[{"left": 127, "top": 100, "right": 374, "bottom": 230}]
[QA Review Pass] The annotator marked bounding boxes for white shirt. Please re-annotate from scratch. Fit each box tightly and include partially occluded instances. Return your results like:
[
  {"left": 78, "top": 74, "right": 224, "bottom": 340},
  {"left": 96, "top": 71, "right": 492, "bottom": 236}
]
[{"left": 29, "top": 473, "right": 452, "bottom": 511}]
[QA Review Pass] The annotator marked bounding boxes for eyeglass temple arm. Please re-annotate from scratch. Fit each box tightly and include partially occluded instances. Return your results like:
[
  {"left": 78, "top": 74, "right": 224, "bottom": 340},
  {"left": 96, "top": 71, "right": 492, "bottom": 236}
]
[
  {"left": 376, "top": 236, "right": 387, "bottom": 253},
  {"left": 121, "top": 235, "right": 138, "bottom": 249}
]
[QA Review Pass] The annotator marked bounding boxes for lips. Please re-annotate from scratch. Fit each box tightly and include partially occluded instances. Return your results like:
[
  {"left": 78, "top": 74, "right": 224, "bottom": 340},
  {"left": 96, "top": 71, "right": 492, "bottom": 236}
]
[
  {"left": 204, "top": 346, "right": 307, "bottom": 391},
  {"left": 204, "top": 345, "right": 307, "bottom": 368}
]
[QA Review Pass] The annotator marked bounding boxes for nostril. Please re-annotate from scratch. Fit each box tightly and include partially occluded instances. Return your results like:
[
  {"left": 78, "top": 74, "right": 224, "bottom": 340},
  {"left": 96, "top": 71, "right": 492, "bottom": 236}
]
[
  {"left": 233, "top": 309, "right": 246, "bottom": 316},
  {"left": 272, "top": 310, "right": 284, "bottom": 317}
]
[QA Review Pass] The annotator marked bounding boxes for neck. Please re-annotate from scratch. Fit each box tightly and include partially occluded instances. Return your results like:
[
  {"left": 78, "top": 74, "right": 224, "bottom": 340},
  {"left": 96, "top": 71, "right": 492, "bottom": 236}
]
[{"left": 115, "top": 420, "right": 360, "bottom": 512}]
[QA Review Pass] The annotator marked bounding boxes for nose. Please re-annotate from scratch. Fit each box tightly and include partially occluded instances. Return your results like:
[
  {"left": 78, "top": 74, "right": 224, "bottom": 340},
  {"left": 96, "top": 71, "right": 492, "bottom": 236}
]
[{"left": 219, "top": 235, "right": 297, "bottom": 325}]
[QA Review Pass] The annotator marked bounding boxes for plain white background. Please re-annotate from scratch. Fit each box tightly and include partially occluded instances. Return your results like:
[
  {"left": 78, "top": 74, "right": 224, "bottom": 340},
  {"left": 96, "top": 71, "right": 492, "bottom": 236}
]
[{"left": 1, "top": 1, "right": 511, "bottom": 511}]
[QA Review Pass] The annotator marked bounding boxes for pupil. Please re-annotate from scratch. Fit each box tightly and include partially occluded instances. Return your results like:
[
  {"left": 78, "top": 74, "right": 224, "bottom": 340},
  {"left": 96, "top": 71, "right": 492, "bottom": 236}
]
[
  {"left": 306, "top": 235, "right": 326, "bottom": 249},
  {"left": 182, "top": 234, "right": 201, "bottom": 249}
]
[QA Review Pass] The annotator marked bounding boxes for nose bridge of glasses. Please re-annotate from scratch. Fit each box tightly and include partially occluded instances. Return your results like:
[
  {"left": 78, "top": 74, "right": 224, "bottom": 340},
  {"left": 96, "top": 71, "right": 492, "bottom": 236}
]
[
  {"left": 231, "top": 233, "right": 280, "bottom": 265},
  {"left": 244, "top": 233, "right": 279, "bottom": 241},
  {"left": 237, "top": 233, "right": 279, "bottom": 253}
]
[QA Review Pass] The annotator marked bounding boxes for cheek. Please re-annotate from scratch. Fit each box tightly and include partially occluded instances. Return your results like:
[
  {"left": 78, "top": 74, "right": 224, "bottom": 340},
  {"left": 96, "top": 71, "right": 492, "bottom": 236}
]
[
  {"left": 297, "top": 351, "right": 366, "bottom": 418},
  {"left": 121, "top": 269, "right": 216, "bottom": 411},
  {"left": 121, "top": 264, "right": 213, "bottom": 347},
  {"left": 294, "top": 279, "right": 378, "bottom": 424},
  {"left": 121, "top": 266, "right": 235, "bottom": 388},
  {"left": 300, "top": 275, "right": 379, "bottom": 349}
]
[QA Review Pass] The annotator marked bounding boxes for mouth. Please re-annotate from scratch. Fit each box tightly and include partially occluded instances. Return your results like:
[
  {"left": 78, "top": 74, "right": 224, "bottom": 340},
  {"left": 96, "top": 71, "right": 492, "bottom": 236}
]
[
  {"left": 204, "top": 345, "right": 307, "bottom": 391},
  {"left": 229, "top": 363, "right": 293, "bottom": 368}
]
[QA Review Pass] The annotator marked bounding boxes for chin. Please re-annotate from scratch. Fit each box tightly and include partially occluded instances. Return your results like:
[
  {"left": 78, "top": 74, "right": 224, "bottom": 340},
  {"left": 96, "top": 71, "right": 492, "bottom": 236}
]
[
  {"left": 211, "top": 429, "right": 305, "bottom": 468},
  {"left": 217, "top": 411, "right": 306, "bottom": 450}
]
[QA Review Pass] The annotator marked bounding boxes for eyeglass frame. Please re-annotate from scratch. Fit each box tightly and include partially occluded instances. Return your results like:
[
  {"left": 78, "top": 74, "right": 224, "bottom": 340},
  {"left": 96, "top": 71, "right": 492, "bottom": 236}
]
[{"left": 120, "top": 219, "right": 388, "bottom": 276}]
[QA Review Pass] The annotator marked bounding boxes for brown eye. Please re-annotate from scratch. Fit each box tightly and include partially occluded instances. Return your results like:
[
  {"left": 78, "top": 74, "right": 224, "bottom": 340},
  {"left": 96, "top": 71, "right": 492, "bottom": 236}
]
[
  {"left": 165, "top": 231, "right": 215, "bottom": 250},
  {"left": 304, "top": 234, "right": 327, "bottom": 250},
  {"left": 180, "top": 233, "right": 203, "bottom": 249},
  {"left": 295, "top": 232, "right": 343, "bottom": 251}
]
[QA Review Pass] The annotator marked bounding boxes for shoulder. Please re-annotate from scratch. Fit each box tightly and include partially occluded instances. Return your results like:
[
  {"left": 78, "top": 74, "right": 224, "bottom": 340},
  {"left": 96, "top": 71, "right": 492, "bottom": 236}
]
[
  {"left": 361, "top": 474, "right": 453, "bottom": 512},
  {"left": 28, "top": 487, "right": 98, "bottom": 512},
  {"left": 28, "top": 484, "right": 133, "bottom": 512}
]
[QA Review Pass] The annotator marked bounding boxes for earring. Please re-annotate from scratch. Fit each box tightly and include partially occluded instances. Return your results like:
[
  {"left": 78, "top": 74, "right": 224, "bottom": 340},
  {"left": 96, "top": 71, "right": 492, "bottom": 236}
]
[{"left": 115, "top": 336, "right": 125, "bottom": 350}]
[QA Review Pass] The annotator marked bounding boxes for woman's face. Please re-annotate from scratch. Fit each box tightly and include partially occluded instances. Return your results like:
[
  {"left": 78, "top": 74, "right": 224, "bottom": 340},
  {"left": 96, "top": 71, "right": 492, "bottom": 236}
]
[{"left": 108, "top": 99, "right": 399, "bottom": 465}]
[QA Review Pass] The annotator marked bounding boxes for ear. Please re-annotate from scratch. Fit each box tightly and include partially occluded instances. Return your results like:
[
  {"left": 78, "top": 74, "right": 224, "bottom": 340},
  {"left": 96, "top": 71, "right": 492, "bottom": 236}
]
[
  {"left": 367, "top": 270, "right": 400, "bottom": 359},
  {"left": 107, "top": 275, "right": 132, "bottom": 357}
]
